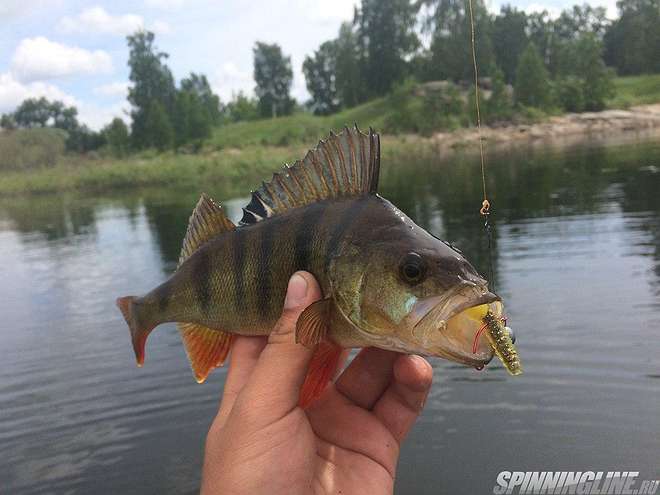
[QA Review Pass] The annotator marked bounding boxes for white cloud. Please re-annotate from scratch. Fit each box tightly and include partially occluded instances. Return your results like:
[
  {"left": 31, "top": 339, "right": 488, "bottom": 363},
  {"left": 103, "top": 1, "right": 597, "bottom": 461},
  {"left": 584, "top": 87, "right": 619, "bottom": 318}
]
[
  {"left": 211, "top": 62, "right": 254, "bottom": 101},
  {"left": 78, "top": 100, "right": 130, "bottom": 130},
  {"left": 11, "top": 37, "right": 113, "bottom": 83},
  {"left": 145, "top": 0, "right": 186, "bottom": 9},
  {"left": 151, "top": 19, "right": 172, "bottom": 34},
  {"left": 58, "top": 6, "right": 144, "bottom": 36},
  {"left": 523, "top": 3, "right": 561, "bottom": 19},
  {"left": 0, "top": 0, "right": 63, "bottom": 20},
  {"left": 302, "top": 0, "right": 357, "bottom": 24},
  {"left": 0, "top": 72, "right": 128, "bottom": 130},
  {"left": 57, "top": 7, "right": 172, "bottom": 36},
  {"left": 93, "top": 81, "right": 129, "bottom": 98},
  {"left": 0, "top": 72, "right": 77, "bottom": 114}
]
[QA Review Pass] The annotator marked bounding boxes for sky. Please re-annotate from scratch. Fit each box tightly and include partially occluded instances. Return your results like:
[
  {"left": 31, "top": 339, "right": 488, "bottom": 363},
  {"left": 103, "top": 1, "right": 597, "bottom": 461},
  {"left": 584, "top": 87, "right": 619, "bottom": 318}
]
[{"left": 0, "top": 0, "right": 618, "bottom": 130}]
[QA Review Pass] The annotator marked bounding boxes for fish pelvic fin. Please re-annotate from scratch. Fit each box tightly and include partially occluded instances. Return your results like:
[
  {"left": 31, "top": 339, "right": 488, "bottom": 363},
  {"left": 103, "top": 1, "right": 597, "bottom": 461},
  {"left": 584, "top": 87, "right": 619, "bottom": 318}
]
[
  {"left": 179, "top": 193, "right": 235, "bottom": 267},
  {"left": 299, "top": 341, "right": 343, "bottom": 408},
  {"left": 240, "top": 125, "right": 380, "bottom": 226},
  {"left": 178, "top": 323, "right": 234, "bottom": 383},
  {"left": 116, "top": 296, "right": 156, "bottom": 367}
]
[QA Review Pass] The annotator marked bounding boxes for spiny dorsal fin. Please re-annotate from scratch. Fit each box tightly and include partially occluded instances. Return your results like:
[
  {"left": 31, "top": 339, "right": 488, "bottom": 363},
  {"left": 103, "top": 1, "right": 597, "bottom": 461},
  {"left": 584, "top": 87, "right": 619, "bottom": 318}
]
[
  {"left": 179, "top": 193, "right": 235, "bottom": 266},
  {"left": 178, "top": 323, "right": 234, "bottom": 383},
  {"left": 240, "top": 125, "right": 380, "bottom": 225}
]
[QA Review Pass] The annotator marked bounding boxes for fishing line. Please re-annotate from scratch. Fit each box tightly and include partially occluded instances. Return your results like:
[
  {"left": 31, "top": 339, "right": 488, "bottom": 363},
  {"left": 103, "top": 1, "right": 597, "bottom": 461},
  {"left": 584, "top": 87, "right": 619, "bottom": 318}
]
[{"left": 467, "top": 0, "right": 495, "bottom": 289}]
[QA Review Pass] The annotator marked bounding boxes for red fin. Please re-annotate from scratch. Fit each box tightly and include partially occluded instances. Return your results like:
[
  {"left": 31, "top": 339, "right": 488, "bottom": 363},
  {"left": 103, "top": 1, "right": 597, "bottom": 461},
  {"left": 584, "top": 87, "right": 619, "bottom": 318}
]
[
  {"left": 295, "top": 299, "right": 331, "bottom": 347},
  {"left": 299, "top": 341, "right": 343, "bottom": 408},
  {"left": 178, "top": 323, "right": 234, "bottom": 383},
  {"left": 116, "top": 296, "right": 155, "bottom": 367}
]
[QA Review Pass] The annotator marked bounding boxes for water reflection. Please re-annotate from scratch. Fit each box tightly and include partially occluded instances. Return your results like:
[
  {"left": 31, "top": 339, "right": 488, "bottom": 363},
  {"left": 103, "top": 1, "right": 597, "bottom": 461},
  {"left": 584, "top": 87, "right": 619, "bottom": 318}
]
[{"left": 1, "top": 136, "right": 659, "bottom": 494}]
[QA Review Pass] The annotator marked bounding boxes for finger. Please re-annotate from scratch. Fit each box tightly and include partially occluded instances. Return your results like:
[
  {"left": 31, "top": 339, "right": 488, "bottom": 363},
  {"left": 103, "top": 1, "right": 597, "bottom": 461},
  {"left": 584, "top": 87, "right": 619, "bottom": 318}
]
[
  {"left": 335, "top": 347, "right": 399, "bottom": 409},
  {"left": 215, "top": 335, "right": 267, "bottom": 427},
  {"left": 237, "top": 271, "right": 322, "bottom": 420},
  {"left": 373, "top": 354, "right": 433, "bottom": 443}
]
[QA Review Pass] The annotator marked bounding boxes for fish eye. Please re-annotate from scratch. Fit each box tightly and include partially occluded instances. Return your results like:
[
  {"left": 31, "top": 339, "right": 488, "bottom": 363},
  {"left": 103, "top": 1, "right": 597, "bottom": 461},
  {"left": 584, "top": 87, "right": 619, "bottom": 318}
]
[{"left": 400, "top": 252, "right": 426, "bottom": 284}]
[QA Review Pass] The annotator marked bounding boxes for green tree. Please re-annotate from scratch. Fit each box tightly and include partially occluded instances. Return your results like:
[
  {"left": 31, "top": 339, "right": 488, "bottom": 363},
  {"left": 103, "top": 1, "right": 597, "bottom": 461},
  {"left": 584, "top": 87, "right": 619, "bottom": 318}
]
[
  {"left": 335, "top": 22, "right": 364, "bottom": 107},
  {"left": 492, "top": 6, "right": 528, "bottom": 84},
  {"left": 223, "top": 92, "right": 259, "bottom": 122},
  {"left": 126, "top": 30, "right": 176, "bottom": 148},
  {"left": 355, "top": 0, "right": 419, "bottom": 97},
  {"left": 515, "top": 42, "right": 552, "bottom": 108},
  {"left": 423, "top": 0, "right": 493, "bottom": 82},
  {"left": 484, "top": 65, "right": 513, "bottom": 122},
  {"left": 604, "top": 0, "right": 660, "bottom": 74},
  {"left": 103, "top": 118, "right": 130, "bottom": 156},
  {"left": 557, "top": 34, "right": 614, "bottom": 111},
  {"left": 253, "top": 42, "right": 294, "bottom": 118},
  {"left": 303, "top": 41, "right": 340, "bottom": 115},
  {"left": 11, "top": 97, "right": 54, "bottom": 127},
  {"left": 0, "top": 113, "right": 16, "bottom": 130},
  {"left": 180, "top": 73, "right": 221, "bottom": 125},
  {"left": 144, "top": 100, "right": 174, "bottom": 150}
]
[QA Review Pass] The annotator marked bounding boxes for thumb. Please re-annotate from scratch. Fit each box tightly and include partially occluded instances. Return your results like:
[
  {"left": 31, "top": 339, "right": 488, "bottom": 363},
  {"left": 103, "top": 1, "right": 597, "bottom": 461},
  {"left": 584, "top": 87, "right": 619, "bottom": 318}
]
[{"left": 236, "top": 271, "right": 322, "bottom": 419}]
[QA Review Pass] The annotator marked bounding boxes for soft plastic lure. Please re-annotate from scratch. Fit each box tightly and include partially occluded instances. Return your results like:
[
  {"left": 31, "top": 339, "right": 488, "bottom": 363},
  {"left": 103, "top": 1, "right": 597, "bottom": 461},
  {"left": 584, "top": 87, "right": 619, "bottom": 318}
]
[{"left": 481, "top": 311, "right": 522, "bottom": 375}]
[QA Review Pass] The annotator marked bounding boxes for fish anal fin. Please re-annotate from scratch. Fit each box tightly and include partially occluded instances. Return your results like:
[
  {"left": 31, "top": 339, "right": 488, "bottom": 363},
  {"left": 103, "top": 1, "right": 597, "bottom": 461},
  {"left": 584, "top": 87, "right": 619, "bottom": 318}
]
[
  {"left": 299, "top": 341, "right": 343, "bottom": 408},
  {"left": 239, "top": 126, "right": 381, "bottom": 225},
  {"left": 179, "top": 193, "right": 235, "bottom": 266},
  {"left": 178, "top": 323, "right": 234, "bottom": 383},
  {"left": 295, "top": 299, "right": 331, "bottom": 347}
]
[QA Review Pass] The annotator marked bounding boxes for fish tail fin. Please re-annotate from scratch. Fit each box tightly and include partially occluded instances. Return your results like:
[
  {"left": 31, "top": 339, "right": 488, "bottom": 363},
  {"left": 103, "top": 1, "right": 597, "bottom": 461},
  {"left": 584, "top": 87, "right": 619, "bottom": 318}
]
[
  {"left": 116, "top": 296, "right": 156, "bottom": 367},
  {"left": 299, "top": 342, "right": 343, "bottom": 408}
]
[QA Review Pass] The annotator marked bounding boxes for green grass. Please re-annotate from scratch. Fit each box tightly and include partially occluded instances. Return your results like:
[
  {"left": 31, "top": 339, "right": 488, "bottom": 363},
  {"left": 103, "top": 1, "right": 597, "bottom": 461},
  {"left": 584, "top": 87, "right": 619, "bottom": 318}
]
[
  {"left": 608, "top": 74, "right": 660, "bottom": 108},
  {"left": 0, "top": 146, "right": 305, "bottom": 197},
  {"left": 211, "top": 97, "right": 396, "bottom": 149}
]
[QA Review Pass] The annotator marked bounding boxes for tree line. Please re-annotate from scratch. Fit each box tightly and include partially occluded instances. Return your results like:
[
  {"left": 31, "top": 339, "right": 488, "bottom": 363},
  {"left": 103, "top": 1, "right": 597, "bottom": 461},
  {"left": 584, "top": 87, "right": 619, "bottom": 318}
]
[{"left": 1, "top": 0, "right": 658, "bottom": 158}]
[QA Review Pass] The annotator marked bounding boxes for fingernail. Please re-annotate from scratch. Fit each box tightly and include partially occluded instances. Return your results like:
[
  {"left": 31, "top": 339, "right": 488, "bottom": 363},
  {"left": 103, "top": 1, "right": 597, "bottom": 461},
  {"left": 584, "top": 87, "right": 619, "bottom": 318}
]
[{"left": 284, "top": 273, "right": 308, "bottom": 309}]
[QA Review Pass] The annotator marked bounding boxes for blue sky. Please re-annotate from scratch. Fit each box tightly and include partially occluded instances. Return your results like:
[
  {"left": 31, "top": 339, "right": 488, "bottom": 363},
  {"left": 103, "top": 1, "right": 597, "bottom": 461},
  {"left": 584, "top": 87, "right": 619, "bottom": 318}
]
[{"left": 0, "top": 0, "right": 618, "bottom": 129}]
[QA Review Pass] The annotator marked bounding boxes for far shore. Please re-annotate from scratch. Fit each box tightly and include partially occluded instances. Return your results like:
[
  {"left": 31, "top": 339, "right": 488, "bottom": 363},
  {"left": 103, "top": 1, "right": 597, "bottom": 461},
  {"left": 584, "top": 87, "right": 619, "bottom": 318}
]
[
  {"left": 420, "top": 104, "right": 660, "bottom": 152},
  {"left": 2, "top": 105, "right": 660, "bottom": 198}
]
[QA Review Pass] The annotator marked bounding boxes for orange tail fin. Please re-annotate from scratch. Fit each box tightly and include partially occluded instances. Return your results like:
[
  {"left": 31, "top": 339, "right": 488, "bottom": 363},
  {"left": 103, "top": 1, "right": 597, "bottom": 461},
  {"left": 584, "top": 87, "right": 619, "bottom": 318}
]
[
  {"left": 116, "top": 296, "right": 156, "bottom": 367},
  {"left": 299, "top": 342, "right": 343, "bottom": 408}
]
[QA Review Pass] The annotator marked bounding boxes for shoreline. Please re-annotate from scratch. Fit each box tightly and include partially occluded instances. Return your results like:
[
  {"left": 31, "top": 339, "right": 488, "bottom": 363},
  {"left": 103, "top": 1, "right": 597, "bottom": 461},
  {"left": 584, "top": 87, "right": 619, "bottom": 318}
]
[
  {"left": 423, "top": 104, "right": 660, "bottom": 152},
  {"left": 2, "top": 105, "right": 660, "bottom": 197}
]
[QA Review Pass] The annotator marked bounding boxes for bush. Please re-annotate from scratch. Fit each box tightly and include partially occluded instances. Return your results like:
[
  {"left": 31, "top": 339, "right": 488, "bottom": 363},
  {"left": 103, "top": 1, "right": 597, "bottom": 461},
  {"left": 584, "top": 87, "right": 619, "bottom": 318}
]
[
  {"left": 555, "top": 77, "right": 585, "bottom": 112},
  {"left": 484, "top": 66, "right": 514, "bottom": 123},
  {"left": 0, "top": 128, "right": 67, "bottom": 171},
  {"left": 515, "top": 43, "right": 552, "bottom": 109}
]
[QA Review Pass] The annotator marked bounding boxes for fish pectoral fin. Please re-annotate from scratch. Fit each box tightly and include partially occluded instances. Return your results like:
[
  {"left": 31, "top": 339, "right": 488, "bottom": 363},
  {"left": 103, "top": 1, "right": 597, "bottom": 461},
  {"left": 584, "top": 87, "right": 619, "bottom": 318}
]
[
  {"left": 295, "top": 298, "right": 332, "bottom": 347},
  {"left": 178, "top": 323, "right": 234, "bottom": 383},
  {"left": 299, "top": 341, "right": 343, "bottom": 408}
]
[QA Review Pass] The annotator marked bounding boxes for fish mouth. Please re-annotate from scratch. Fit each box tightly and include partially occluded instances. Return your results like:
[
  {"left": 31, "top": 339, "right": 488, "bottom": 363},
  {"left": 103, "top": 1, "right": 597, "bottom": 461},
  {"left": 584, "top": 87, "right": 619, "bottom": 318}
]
[{"left": 410, "top": 282, "right": 502, "bottom": 367}]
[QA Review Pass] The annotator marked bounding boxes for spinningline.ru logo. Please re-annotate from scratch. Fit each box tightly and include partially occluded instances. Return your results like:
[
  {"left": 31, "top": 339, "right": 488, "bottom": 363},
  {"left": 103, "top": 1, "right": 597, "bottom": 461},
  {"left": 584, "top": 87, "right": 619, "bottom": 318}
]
[{"left": 493, "top": 472, "right": 659, "bottom": 495}]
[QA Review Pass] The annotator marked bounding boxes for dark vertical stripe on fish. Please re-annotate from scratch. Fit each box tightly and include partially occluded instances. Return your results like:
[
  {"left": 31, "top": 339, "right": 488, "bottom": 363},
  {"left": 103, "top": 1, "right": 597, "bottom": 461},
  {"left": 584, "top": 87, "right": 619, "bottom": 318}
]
[
  {"left": 232, "top": 230, "right": 246, "bottom": 313},
  {"left": 294, "top": 203, "right": 325, "bottom": 272},
  {"left": 193, "top": 249, "right": 212, "bottom": 313},
  {"left": 325, "top": 198, "right": 369, "bottom": 271},
  {"left": 257, "top": 219, "right": 274, "bottom": 319}
]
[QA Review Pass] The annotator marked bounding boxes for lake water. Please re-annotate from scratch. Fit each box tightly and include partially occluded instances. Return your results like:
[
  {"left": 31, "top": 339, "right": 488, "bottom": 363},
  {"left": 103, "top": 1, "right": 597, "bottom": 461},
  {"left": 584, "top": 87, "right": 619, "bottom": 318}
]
[{"left": 1, "top": 134, "right": 659, "bottom": 494}]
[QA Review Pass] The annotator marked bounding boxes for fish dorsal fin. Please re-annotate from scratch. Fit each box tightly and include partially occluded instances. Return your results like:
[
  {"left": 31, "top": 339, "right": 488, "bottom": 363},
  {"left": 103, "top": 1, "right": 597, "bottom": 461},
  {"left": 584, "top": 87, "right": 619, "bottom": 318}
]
[
  {"left": 179, "top": 193, "right": 235, "bottom": 266},
  {"left": 178, "top": 323, "right": 234, "bottom": 383},
  {"left": 240, "top": 125, "right": 380, "bottom": 225}
]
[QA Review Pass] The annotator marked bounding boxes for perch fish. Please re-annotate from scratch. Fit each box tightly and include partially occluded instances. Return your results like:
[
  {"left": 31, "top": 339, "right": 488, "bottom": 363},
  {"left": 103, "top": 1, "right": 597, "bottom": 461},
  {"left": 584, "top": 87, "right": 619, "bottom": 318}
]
[{"left": 116, "top": 126, "right": 521, "bottom": 405}]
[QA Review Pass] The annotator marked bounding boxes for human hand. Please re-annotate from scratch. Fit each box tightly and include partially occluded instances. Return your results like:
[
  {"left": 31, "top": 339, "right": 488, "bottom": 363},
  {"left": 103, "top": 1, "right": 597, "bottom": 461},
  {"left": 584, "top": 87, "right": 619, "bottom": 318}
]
[{"left": 201, "top": 271, "right": 433, "bottom": 495}]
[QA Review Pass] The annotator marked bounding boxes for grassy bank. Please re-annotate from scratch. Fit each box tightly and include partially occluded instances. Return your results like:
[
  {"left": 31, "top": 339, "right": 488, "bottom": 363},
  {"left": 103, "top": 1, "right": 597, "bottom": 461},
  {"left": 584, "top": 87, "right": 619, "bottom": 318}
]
[
  {"left": 609, "top": 74, "right": 660, "bottom": 108},
  {"left": 1, "top": 75, "right": 659, "bottom": 197}
]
